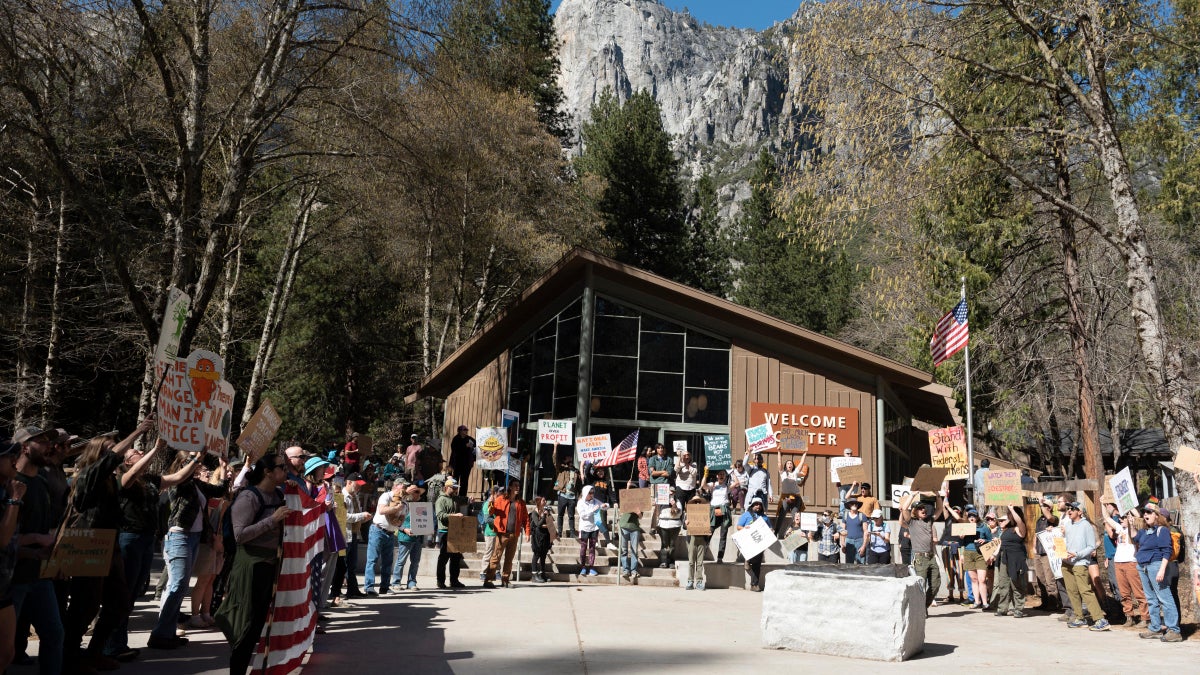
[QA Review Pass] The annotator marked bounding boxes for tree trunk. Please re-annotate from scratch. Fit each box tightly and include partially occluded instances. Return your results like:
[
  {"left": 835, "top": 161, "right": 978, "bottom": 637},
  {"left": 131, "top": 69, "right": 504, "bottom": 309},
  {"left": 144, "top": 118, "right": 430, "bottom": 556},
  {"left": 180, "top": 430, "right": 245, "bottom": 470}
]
[
  {"left": 14, "top": 205, "right": 39, "bottom": 429},
  {"left": 38, "top": 192, "right": 68, "bottom": 426},
  {"left": 469, "top": 243, "right": 497, "bottom": 336}
]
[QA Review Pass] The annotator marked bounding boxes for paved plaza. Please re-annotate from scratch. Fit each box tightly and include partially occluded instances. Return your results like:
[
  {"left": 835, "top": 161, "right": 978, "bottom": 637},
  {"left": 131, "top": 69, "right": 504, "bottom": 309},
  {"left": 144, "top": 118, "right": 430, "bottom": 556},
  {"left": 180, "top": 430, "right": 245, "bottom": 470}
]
[{"left": 35, "top": 576, "right": 1193, "bottom": 674}]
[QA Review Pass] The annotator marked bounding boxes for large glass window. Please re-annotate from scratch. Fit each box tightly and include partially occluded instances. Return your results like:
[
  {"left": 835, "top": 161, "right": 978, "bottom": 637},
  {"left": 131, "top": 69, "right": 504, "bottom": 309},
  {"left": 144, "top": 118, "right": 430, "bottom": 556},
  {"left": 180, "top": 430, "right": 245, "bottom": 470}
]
[
  {"left": 507, "top": 304, "right": 583, "bottom": 421},
  {"left": 588, "top": 296, "right": 730, "bottom": 426}
]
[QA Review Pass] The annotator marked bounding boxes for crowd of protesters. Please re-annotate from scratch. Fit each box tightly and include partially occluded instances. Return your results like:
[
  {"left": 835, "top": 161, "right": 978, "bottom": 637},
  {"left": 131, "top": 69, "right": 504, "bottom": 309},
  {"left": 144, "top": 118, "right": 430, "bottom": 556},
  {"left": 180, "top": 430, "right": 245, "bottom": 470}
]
[{"left": 0, "top": 419, "right": 1187, "bottom": 675}]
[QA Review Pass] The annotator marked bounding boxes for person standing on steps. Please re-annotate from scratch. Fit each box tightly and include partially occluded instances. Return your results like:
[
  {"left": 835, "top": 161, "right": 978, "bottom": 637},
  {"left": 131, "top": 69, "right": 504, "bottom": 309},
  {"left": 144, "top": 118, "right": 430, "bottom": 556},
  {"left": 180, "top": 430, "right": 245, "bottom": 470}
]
[
  {"left": 576, "top": 486, "right": 604, "bottom": 576},
  {"left": 704, "top": 470, "right": 732, "bottom": 563},
  {"left": 899, "top": 491, "right": 940, "bottom": 610},
  {"left": 685, "top": 496, "right": 709, "bottom": 590},
  {"left": 435, "top": 479, "right": 466, "bottom": 589},
  {"left": 554, "top": 459, "right": 579, "bottom": 538},
  {"left": 736, "top": 497, "right": 771, "bottom": 591},
  {"left": 656, "top": 491, "right": 682, "bottom": 569}
]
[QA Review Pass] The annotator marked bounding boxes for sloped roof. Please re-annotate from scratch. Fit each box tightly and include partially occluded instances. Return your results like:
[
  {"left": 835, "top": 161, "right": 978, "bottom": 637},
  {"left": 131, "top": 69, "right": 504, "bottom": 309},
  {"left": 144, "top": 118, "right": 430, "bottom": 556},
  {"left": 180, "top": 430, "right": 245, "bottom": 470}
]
[{"left": 406, "top": 248, "right": 960, "bottom": 426}]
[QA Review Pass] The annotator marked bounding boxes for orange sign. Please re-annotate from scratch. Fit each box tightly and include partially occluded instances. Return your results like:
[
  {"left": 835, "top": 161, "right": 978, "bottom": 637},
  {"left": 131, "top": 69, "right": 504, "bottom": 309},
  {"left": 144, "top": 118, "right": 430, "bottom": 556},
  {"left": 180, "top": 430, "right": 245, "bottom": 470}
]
[{"left": 749, "top": 403, "right": 859, "bottom": 457}]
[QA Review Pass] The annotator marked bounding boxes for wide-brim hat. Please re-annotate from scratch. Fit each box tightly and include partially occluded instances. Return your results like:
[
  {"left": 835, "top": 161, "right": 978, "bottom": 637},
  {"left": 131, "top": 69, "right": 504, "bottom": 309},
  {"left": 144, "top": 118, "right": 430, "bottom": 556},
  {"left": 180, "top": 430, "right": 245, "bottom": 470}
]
[
  {"left": 846, "top": 499, "right": 863, "bottom": 509},
  {"left": 304, "top": 456, "right": 331, "bottom": 477}
]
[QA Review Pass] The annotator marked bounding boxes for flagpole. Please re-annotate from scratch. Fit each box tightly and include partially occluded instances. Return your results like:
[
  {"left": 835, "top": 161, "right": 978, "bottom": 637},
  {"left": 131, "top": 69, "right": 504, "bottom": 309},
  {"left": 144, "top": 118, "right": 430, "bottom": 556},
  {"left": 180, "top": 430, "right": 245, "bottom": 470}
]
[{"left": 961, "top": 276, "right": 976, "bottom": 487}]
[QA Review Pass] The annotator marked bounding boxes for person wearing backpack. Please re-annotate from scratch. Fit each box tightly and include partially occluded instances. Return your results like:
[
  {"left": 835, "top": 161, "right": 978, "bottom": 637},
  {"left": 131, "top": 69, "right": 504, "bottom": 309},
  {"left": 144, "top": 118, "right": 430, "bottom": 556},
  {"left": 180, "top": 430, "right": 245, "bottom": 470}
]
[
  {"left": 215, "top": 452, "right": 291, "bottom": 674},
  {"left": 1133, "top": 505, "right": 1182, "bottom": 642}
]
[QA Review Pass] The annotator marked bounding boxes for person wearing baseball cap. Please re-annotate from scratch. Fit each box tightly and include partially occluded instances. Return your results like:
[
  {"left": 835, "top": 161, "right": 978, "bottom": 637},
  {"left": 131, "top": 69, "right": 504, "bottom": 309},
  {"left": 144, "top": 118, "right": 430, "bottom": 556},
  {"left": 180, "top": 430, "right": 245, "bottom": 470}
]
[
  {"left": 1061, "top": 501, "right": 1108, "bottom": 630},
  {"left": 1133, "top": 503, "right": 1181, "bottom": 641},
  {"left": 435, "top": 478, "right": 466, "bottom": 589},
  {"left": 340, "top": 474, "right": 372, "bottom": 598},
  {"left": 899, "top": 491, "right": 940, "bottom": 609}
]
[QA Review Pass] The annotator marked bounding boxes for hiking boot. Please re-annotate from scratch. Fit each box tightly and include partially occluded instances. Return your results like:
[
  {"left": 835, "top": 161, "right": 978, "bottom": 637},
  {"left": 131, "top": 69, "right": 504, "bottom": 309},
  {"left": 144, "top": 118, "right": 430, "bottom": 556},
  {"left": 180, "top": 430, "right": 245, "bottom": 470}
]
[
  {"left": 1161, "top": 630, "right": 1183, "bottom": 643},
  {"left": 1057, "top": 613, "right": 1074, "bottom": 622},
  {"left": 685, "top": 582, "right": 694, "bottom": 590},
  {"left": 1140, "top": 629, "right": 1165, "bottom": 639},
  {"left": 1135, "top": 620, "right": 1148, "bottom": 629},
  {"left": 994, "top": 609, "right": 1009, "bottom": 617},
  {"left": 482, "top": 581, "right": 497, "bottom": 589},
  {"left": 1122, "top": 617, "right": 1136, "bottom": 627},
  {"left": 1089, "top": 619, "right": 1111, "bottom": 632}
]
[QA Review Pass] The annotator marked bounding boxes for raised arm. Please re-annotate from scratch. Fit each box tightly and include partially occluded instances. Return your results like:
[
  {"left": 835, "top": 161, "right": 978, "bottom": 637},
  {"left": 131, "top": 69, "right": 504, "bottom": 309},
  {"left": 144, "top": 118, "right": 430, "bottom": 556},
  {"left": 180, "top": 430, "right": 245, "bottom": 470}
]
[{"left": 1011, "top": 505, "right": 1027, "bottom": 538}]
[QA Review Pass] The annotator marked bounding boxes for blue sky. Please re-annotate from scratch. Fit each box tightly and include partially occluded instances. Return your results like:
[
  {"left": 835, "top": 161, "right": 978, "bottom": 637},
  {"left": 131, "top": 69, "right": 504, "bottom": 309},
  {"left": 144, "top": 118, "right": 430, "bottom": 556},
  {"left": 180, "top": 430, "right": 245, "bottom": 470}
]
[{"left": 550, "top": 1, "right": 800, "bottom": 31}]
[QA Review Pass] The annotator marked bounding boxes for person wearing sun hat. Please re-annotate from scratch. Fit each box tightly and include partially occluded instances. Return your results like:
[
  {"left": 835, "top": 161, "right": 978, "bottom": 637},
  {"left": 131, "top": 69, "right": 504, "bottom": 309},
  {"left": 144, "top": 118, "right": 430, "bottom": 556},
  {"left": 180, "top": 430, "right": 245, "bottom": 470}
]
[
  {"left": 736, "top": 497, "right": 772, "bottom": 591},
  {"left": 1133, "top": 502, "right": 1181, "bottom": 641}
]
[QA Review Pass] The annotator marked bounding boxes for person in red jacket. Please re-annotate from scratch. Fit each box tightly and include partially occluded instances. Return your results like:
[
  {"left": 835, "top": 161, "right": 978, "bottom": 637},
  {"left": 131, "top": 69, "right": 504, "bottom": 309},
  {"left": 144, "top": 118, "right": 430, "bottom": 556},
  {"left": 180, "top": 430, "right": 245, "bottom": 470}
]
[{"left": 485, "top": 480, "right": 530, "bottom": 588}]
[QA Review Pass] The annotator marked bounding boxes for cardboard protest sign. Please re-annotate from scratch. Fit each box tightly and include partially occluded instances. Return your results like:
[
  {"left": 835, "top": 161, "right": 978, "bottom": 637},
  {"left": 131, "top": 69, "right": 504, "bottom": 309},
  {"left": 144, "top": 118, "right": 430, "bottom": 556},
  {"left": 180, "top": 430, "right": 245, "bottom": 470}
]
[
  {"left": 476, "top": 427, "right": 508, "bottom": 469},
  {"left": 984, "top": 470, "right": 1023, "bottom": 506},
  {"left": 800, "top": 512, "right": 819, "bottom": 532},
  {"left": 158, "top": 349, "right": 225, "bottom": 453},
  {"left": 837, "top": 461, "right": 868, "bottom": 485},
  {"left": 154, "top": 288, "right": 190, "bottom": 372},
  {"left": 408, "top": 503, "right": 434, "bottom": 535},
  {"left": 686, "top": 503, "right": 711, "bottom": 535},
  {"left": 357, "top": 435, "right": 373, "bottom": 454},
  {"left": 781, "top": 530, "right": 809, "bottom": 553},
  {"left": 546, "top": 517, "right": 558, "bottom": 543},
  {"left": 673, "top": 440, "right": 688, "bottom": 455},
  {"left": 908, "top": 466, "right": 950, "bottom": 493},
  {"left": 829, "top": 457, "right": 862, "bottom": 483},
  {"left": 203, "top": 380, "right": 236, "bottom": 458},
  {"left": 446, "top": 514, "right": 477, "bottom": 554},
  {"left": 1036, "top": 530, "right": 1063, "bottom": 579},
  {"left": 654, "top": 483, "right": 671, "bottom": 506},
  {"left": 951, "top": 522, "right": 978, "bottom": 537},
  {"left": 619, "top": 488, "right": 652, "bottom": 514},
  {"left": 777, "top": 428, "right": 809, "bottom": 453},
  {"left": 538, "top": 419, "right": 573, "bottom": 445},
  {"left": 703, "top": 434, "right": 732, "bottom": 470},
  {"left": 744, "top": 422, "right": 777, "bottom": 454},
  {"left": 576, "top": 434, "right": 612, "bottom": 465},
  {"left": 238, "top": 399, "right": 282, "bottom": 461},
  {"left": 927, "top": 426, "right": 969, "bottom": 480},
  {"left": 732, "top": 517, "right": 777, "bottom": 559},
  {"left": 979, "top": 538, "right": 1001, "bottom": 561},
  {"left": 1175, "top": 445, "right": 1200, "bottom": 474},
  {"left": 1109, "top": 467, "right": 1138, "bottom": 514},
  {"left": 1053, "top": 536, "right": 1068, "bottom": 559},
  {"left": 41, "top": 528, "right": 116, "bottom": 578}
]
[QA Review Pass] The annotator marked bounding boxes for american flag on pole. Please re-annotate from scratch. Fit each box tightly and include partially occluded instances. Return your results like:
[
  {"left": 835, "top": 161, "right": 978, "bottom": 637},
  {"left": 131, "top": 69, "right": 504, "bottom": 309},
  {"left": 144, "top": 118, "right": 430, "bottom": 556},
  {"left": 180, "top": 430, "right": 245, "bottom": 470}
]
[
  {"left": 251, "top": 483, "right": 324, "bottom": 674},
  {"left": 596, "top": 430, "right": 638, "bottom": 467},
  {"left": 930, "top": 299, "right": 969, "bottom": 367}
]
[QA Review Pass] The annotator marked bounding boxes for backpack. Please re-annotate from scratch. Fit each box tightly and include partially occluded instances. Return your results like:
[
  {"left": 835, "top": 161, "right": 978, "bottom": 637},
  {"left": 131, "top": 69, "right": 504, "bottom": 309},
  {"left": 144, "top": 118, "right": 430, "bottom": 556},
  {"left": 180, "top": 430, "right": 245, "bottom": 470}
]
[
  {"left": 1168, "top": 525, "right": 1183, "bottom": 562},
  {"left": 221, "top": 487, "right": 275, "bottom": 554}
]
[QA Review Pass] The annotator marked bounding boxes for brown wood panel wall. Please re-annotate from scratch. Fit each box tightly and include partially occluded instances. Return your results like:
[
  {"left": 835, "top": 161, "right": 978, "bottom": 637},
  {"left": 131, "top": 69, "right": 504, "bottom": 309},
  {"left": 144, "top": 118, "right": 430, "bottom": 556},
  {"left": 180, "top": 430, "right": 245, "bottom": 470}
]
[
  {"left": 730, "top": 344, "right": 877, "bottom": 510},
  {"left": 442, "top": 353, "right": 509, "bottom": 499}
]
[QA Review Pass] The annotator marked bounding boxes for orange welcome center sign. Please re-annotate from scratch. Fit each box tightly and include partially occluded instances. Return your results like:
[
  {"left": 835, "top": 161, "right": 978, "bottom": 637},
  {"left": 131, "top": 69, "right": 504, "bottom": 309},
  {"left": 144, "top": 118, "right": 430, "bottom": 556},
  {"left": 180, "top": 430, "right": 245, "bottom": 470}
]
[{"left": 749, "top": 403, "right": 859, "bottom": 457}]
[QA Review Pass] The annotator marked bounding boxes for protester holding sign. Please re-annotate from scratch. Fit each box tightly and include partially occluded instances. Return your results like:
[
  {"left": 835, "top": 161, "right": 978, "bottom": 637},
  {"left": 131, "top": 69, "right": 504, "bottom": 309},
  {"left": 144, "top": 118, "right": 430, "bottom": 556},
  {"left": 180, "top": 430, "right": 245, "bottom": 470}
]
[
  {"left": 899, "top": 491, "right": 941, "bottom": 609},
  {"left": 553, "top": 460, "right": 579, "bottom": 538},
  {"left": 742, "top": 452, "right": 772, "bottom": 510},
  {"left": 617, "top": 506, "right": 642, "bottom": 582},
  {"left": 529, "top": 497, "right": 554, "bottom": 583},
  {"left": 390, "top": 482, "right": 427, "bottom": 592},
  {"left": 949, "top": 506, "right": 993, "bottom": 610},
  {"left": 656, "top": 494, "right": 683, "bottom": 569},
  {"left": 674, "top": 450, "right": 698, "bottom": 506},
  {"left": 684, "top": 496, "right": 709, "bottom": 590},
  {"left": 1101, "top": 499, "right": 1148, "bottom": 628},
  {"left": 728, "top": 460, "right": 748, "bottom": 514},
  {"left": 1133, "top": 505, "right": 1182, "bottom": 641},
  {"left": 150, "top": 450, "right": 228, "bottom": 650},
  {"left": 704, "top": 470, "right": 733, "bottom": 563},
  {"left": 576, "top": 486, "right": 604, "bottom": 576},
  {"left": 782, "top": 513, "right": 809, "bottom": 563},
  {"left": 1061, "top": 502, "right": 1108, "bottom": 631},
  {"left": 736, "top": 498, "right": 772, "bottom": 591},
  {"left": 988, "top": 505, "right": 1028, "bottom": 618},
  {"left": 435, "top": 479, "right": 466, "bottom": 589}
]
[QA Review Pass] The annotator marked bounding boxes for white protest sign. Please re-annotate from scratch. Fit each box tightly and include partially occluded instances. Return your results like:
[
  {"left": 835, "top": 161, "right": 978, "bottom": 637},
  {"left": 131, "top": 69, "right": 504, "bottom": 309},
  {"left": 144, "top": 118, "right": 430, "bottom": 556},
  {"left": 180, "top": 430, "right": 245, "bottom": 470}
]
[
  {"left": 575, "top": 434, "right": 612, "bottom": 465},
  {"left": 891, "top": 483, "right": 913, "bottom": 506},
  {"left": 476, "top": 427, "right": 509, "bottom": 470},
  {"left": 154, "top": 287, "right": 190, "bottom": 374},
  {"left": 800, "top": 511, "right": 819, "bottom": 532},
  {"left": 203, "top": 380, "right": 236, "bottom": 458},
  {"left": 158, "top": 348, "right": 226, "bottom": 453},
  {"left": 830, "top": 457, "right": 862, "bottom": 483},
  {"left": 733, "top": 516, "right": 778, "bottom": 559},
  {"left": 538, "top": 419, "right": 573, "bottom": 445},
  {"left": 1037, "top": 530, "right": 1063, "bottom": 579},
  {"left": 409, "top": 502, "right": 434, "bottom": 535},
  {"left": 672, "top": 440, "right": 688, "bottom": 455},
  {"left": 506, "top": 455, "right": 522, "bottom": 479},
  {"left": 654, "top": 483, "right": 671, "bottom": 506},
  {"left": 1109, "top": 467, "right": 1138, "bottom": 514},
  {"left": 745, "top": 422, "right": 778, "bottom": 454}
]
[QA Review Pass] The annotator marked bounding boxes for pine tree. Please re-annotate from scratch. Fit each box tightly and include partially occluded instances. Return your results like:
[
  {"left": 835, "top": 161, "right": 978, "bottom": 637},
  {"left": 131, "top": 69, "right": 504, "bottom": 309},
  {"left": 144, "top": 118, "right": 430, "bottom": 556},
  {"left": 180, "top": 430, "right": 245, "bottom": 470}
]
[
  {"left": 733, "top": 150, "right": 856, "bottom": 335},
  {"left": 683, "top": 173, "right": 732, "bottom": 297},
  {"left": 575, "top": 90, "right": 689, "bottom": 281}
]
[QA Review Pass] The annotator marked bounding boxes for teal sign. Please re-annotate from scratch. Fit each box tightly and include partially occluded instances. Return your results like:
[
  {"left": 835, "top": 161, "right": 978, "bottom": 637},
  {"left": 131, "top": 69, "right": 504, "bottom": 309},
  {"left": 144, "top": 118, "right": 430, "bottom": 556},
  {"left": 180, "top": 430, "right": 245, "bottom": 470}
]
[{"left": 703, "top": 434, "right": 732, "bottom": 470}]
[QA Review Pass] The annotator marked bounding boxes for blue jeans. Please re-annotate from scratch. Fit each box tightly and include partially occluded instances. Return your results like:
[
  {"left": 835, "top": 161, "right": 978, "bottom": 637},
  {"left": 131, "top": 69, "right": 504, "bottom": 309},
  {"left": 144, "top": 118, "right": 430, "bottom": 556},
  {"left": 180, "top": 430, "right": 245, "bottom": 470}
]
[
  {"left": 838, "top": 485, "right": 852, "bottom": 518},
  {"left": 789, "top": 547, "right": 808, "bottom": 564},
  {"left": 620, "top": 528, "right": 640, "bottom": 574},
  {"left": 152, "top": 531, "right": 201, "bottom": 639},
  {"left": 1138, "top": 562, "right": 1180, "bottom": 633},
  {"left": 105, "top": 531, "right": 155, "bottom": 654},
  {"left": 364, "top": 525, "right": 396, "bottom": 593},
  {"left": 844, "top": 537, "right": 864, "bottom": 564},
  {"left": 11, "top": 579, "right": 64, "bottom": 675},
  {"left": 392, "top": 535, "right": 424, "bottom": 587}
]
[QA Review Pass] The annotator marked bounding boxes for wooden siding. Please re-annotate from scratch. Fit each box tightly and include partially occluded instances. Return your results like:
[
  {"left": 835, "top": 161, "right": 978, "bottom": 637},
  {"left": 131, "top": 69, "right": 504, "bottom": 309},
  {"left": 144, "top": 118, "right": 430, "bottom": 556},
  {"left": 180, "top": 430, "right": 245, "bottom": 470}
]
[
  {"left": 730, "top": 343, "right": 877, "bottom": 510},
  {"left": 442, "top": 353, "right": 509, "bottom": 498}
]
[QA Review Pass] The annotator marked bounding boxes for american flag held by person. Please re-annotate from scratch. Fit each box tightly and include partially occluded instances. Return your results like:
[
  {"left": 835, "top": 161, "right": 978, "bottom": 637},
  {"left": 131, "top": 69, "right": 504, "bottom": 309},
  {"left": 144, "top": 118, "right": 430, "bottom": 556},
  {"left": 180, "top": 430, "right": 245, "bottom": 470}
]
[
  {"left": 929, "top": 299, "right": 969, "bottom": 367},
  {"left": 596, "top": 430, "right": 639, "bottom": 467},
  {"left": 252, "top": 483, "right": 324, "bottom": 674}
]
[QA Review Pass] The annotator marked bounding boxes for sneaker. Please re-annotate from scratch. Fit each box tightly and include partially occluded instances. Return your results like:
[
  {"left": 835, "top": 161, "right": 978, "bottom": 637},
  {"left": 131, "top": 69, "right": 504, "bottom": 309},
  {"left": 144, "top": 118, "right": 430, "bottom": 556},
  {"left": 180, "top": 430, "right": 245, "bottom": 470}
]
[
  {"left": 587, "top": 569, "right": 599, "bottom": 576},
  {"left": 1067, "top": 619, "right": 1088, "bottom": 628},
  {"left": 1089, "top": 619, "right": 1111, "bottom": 632},
  {"left": 685, "top": 582, "right": 694, "bottom": 590},
  {"left": 408, "top": 583, "right": 419, "bottom": 591},
  {"left": 1139, "top": 629, "right": 1165, "bottom": 639},
  {"left": 389, "top": 586, "right": 404, "bottom": 594},
  {"left": 750, "top": 584, "right": 761, "bottom": 592},
  {"left": 1010, "top": 610, "right": 1026, "bottom": 618},
  {"left": 621, "top": 571, "right": 631, "bottom": 580},
  {"left": 1161, "top": 630, "right": 1183, "bottom": 643},
  {"left": 606, "top": 543, "right": 619, "bottom": 552},
  {"left": 1057, "top": 613, "right": 1074, "bottom": 622},
  {"left": 696, "top": 582, "right": 705, "bottom": 591},
  {"left": 364, "top": 589, "right": 378, "bottom": 596}
]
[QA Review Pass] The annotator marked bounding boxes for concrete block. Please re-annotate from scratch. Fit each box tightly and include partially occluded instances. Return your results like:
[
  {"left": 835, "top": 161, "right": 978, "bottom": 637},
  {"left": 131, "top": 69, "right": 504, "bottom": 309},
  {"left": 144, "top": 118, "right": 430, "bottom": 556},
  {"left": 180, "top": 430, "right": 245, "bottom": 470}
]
[{"left": 760, "top": 564, "right": 924, "bottom": 661}]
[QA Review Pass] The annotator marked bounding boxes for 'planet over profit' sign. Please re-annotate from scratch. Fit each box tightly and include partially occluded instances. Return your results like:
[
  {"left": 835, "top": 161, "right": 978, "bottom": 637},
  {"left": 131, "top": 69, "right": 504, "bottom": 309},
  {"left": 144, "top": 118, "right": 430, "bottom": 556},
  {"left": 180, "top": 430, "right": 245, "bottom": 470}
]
[{"left": 749, "top": 403, "right": 860, "bottom": 457}]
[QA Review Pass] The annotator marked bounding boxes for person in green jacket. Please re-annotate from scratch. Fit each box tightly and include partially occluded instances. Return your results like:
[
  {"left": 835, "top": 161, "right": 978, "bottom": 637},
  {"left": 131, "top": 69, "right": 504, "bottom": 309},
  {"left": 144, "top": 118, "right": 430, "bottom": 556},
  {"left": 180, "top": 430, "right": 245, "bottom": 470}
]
[
  {"left": 435, "top": 479, "right": 465, "bottom": 589},
  {"left": 477, "top": 486, "right": 501, "bottom": 580}
]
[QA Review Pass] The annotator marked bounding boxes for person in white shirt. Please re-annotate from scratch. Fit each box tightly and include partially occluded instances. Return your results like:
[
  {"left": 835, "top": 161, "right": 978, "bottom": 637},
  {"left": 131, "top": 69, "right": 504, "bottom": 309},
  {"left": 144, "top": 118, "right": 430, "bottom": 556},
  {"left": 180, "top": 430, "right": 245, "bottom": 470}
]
[
  {"left": 1101, "top": 497, "right": 1148, "bottom": 627},
  {"left": 705, "top": 470, "right": 733, "bottom": 562},
  {"left": 363, "top": 481, "right": 405, "bottom": 594}
]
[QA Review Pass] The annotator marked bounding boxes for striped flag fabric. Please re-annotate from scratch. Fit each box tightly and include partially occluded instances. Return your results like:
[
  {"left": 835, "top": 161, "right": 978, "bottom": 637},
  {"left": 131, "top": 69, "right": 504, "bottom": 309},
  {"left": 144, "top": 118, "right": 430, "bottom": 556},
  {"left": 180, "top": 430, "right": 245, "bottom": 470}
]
[
  {"left": 596, "top": 430, "right": 638, "bottom": 467},
  {"left": 930, "top": 299, "right": 969, "bottom": 367},
  {"left": 251, "top": 483, "right": 324, "bottom": 675}
]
